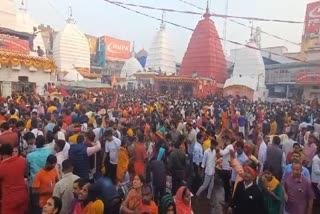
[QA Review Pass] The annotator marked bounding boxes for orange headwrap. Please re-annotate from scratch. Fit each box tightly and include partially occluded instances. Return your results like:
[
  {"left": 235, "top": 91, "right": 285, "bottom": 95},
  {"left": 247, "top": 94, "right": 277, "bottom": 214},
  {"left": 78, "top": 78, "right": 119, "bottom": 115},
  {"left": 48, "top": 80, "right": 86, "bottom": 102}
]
[{"left": 244, "top": 166, "right": 257, "bottom": 179}]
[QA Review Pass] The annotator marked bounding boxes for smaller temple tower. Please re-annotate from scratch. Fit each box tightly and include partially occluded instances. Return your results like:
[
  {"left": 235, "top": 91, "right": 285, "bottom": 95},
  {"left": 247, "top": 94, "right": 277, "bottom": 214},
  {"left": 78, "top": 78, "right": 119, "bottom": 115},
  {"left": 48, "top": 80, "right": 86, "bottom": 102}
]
[
  {"left": 53, "top": 7, "right": 90, "bottom": 81},
  {"left": 145, "top": 13, "right": 176, "bottom": 75}
]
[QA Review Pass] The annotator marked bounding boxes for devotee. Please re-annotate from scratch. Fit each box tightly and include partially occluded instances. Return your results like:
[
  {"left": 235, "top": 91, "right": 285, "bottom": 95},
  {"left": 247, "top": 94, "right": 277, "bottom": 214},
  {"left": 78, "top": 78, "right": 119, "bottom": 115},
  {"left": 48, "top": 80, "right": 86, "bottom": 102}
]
[
  {"left": 286, "top": 142, "right": 303, "bottom": 164},
  {"left": 282, "top": 151, "right": 311, "bottom": 180},
  {"left": 139, "top": 184, "right": 158, "bottom": 214},
  {"left": 90, "top": 174, "right": 120, "bottom": 214},
  {"left": 231, "top": 141, "right": 248, "bottom": 186},
  {"left": 265, "top": 136, "right": 285, "bottom": 181},
  {"left": 282, "top": 132, "right": 295, "bottom": 159},
  {"left": 120, "top": 175, "right": 144, "bottom": 214},
  {"left": 0, "top": 121, "right": 18, "bottom": 147},
  {"left": 311, "top": 146, "right": 320, "bottom": 200},
  {"left": 303, "top": 134, "right": 318, "bottom": 171},
  {"left": 27, "top": 135, "right": 52, "bottom": 187},
  {"left": 196, "top": 139, "right": 217, "bottom": 200},
  {"left": 175, "top": 186, "right": 193, "bottom": 214},
  {"left": 53, "top": 159, "right": 79, "bottom": 214},
  {"left": 257, "top": 135, "right": 267, "bottom": 172},
  {"left": 283, "top": 160, "right": 314, "bottom": 214},
  {"left": 231, "top": 162, "right": 266, "bottom": 214},
  {"left": 149, "top": 149, "right": 166, "bottom": 205},
  {"left": 257, "top": 162, "right": 283, "bottom": 214},
  {"left": 159, "top": 194, "right": 176, "bottom": 214},
  {"left": 192, "top": 132, "right": 203, "bottom": 193},
  {"left": 0, "top": 144, "right": 28, "bottom": 214},
  {"left": 103, "top": 129, "right": 121, "bottom": 184},
  {"left": 167, "top": 138, "right": 187, "bottom": 195},
  {"left": 217, "top": 134, "right": 234, "bottom": 203},
  {"left": 42, "top": 196, "right": 62, "bottom": 214},
  {"left": 33, "top": 154, "right": 59, "bottom": 211},
  {"left": 69, "top": 132, "right": 101, "bottom": 179},
  {"left": 133, "top": 132, "right": 147, "bottom": 176}
]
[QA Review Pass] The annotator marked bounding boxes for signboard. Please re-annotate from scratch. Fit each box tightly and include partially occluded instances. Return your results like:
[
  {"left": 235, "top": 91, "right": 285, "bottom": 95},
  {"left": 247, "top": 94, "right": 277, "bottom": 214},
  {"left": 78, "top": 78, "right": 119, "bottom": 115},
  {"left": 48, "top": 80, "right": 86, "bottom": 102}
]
[
  {"left": 296, "top": 71, "right": 320, "bottom": 84},
  {"left": 104, "top": 36, "right": 130, "bottom": 60},
  {"left": 86, "top": 35, "right": 98, "bottom": 55},
  {"left": 0, "top": 35, "right": 30, "bottom": 54},
  {"left": 304, "top": 1, "right": 320, "bottom": 36}
]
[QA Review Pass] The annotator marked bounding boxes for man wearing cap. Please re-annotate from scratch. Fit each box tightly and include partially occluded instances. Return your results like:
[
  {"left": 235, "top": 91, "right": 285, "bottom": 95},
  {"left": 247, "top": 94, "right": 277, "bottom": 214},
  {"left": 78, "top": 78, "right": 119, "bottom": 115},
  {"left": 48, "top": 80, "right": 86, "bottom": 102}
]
[{"left": 232, "top": 163, "right": 266, "bottom": 214}]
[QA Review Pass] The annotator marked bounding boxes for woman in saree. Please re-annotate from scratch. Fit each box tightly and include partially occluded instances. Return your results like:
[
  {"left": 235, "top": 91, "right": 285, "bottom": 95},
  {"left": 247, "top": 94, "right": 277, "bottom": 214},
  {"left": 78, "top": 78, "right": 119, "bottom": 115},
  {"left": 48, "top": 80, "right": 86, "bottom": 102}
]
[
  {"left": 175, "top": 186, "right": 193, "bottom": 214},
  {"left": 257, "top": 162, "right": 283, "bottom": 214},
  {"left": 120, "top": 175, "right": 144, "bottom": 214}
]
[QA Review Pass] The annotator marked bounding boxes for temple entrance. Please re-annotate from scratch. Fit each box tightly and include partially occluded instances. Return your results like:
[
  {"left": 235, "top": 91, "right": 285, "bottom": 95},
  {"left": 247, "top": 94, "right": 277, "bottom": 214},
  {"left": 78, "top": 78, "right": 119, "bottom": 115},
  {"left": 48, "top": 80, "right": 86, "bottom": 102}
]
[
  {"left": 182, "top": 84, "right": 193, "bottom": 97},
  {"left": 12, "top": 77, "right": 35, "bottom": 94},
  {"left": 160, "top": 84, "right": 168, "bottom": 94}
]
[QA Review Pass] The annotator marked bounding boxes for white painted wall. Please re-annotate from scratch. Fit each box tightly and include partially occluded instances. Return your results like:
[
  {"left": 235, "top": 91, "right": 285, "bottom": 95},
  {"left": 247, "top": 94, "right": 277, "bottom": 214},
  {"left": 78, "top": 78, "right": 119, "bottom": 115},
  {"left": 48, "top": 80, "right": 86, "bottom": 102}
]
[{"left": 0, "top": 64, "right": 52, "bottom": 96}]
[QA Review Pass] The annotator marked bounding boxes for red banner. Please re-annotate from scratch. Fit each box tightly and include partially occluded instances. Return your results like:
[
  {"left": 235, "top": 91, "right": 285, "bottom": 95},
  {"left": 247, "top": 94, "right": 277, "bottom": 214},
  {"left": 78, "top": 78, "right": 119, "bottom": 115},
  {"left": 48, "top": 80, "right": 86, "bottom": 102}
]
[
  {"left": 305, "top": 1, "right": 320, "bottom": 36},
  {"left": 0, "top": 35, "right": 30, "bottom": 54},
  {"left": 296, "top": 71, "right": 320, "bottom": 83},
  {"left": 104, "top": 36, "right": 130, "bottom": 60}
]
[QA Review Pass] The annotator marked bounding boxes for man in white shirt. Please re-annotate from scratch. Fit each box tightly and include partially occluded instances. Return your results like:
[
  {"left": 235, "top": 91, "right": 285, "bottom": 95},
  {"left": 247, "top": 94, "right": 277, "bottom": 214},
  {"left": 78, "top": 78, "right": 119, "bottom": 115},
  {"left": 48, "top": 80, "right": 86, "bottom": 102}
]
[
  {"left": 196, "top": 139, "right": 217, "bottom": 200},
  {"left": 218, "top": 135, "right": 234, "bottom": 203},
  {"left": 282, "top": 132, "right": 295, "bottom": 159},
  {"left": 30, "top": 119, "right": 43, "bottom": 137},
  {"left": 257, "top": 135, "right": 267, "bottom": 172},
  {"left": 53, "top": 160, "right": 79, "bottom": 214},
  {"left": 54, "top": 140, "right": 70, "bottom": 178},
  {"left": 93, "top": 118, "right": 104, "bottom": 142},
  {"left": 193, "top": 132, "right": 204, "bottom": 193},
  {"left": 231, "top": 141, "right": 248, "bottom": 183},
  {"left": 102, "top": 129, "right": 121, "bottom": 184}
]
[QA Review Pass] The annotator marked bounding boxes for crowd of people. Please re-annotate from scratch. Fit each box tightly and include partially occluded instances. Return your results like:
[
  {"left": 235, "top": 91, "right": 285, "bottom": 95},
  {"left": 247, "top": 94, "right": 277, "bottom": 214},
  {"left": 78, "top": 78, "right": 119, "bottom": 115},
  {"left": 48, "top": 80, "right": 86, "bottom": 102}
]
[{"left": 0, "top": 89, "right": 319, "bottom": 214}]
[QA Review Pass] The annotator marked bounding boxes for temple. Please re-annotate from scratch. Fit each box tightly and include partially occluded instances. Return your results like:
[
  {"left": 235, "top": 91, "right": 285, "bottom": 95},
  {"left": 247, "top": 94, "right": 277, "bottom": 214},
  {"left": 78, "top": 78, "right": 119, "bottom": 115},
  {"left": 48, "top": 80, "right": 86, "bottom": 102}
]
[
  {"left": 179, "top": 7, "right": 228, "bottom": 84},
  {"left": 0, "top": 0, "right": 55, "bottom": 96},
  {"left": 149, "top": 6, "right": 226, "bottom": 97},
  {"left": 224, "top": 34, "right": 266, "bottom": 100},
  {"left": 145, "top": 19, "right": 176, "bottom": 75},
  {"left": 118, "top": 43, "right": 143, "bottom": 89}
]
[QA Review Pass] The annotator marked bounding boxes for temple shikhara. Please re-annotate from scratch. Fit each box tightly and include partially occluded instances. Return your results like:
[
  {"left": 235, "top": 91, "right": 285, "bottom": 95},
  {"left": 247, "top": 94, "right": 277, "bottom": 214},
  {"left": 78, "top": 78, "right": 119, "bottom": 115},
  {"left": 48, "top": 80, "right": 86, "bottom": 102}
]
[{"left": 151, "top": 7, "right": 227, "bottom": 97}]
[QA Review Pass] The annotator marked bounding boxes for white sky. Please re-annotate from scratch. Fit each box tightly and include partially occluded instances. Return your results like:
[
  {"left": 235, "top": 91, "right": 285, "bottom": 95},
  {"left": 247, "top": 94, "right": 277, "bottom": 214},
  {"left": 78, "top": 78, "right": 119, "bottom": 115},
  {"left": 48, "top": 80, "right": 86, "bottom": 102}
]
[{"left": 20, "top": 0, "right": 316, "bottom": 61}]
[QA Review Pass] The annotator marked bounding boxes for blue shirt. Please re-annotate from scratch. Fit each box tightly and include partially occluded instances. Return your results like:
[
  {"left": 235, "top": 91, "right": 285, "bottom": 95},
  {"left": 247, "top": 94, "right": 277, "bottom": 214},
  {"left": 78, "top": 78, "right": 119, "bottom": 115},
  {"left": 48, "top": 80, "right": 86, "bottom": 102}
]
[
  {"left": 193, "top": 142, "right": 203, "bottom": 166},
  {"left": 27, "top": 147, "right": 52, "bottom": 186},
  {"left": 282, "top": 163, "right": 311, "bottom": 181},
  {"left": 238, "top": 116, "right": 246, "bottom": 127}
]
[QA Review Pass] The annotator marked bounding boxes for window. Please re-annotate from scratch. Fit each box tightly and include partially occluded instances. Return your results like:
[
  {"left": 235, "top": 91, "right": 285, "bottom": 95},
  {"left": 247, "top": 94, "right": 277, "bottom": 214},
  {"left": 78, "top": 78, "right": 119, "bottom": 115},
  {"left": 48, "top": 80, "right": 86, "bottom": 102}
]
[{"left": 18, "top": 76, "right": 29, "bottom": 82}]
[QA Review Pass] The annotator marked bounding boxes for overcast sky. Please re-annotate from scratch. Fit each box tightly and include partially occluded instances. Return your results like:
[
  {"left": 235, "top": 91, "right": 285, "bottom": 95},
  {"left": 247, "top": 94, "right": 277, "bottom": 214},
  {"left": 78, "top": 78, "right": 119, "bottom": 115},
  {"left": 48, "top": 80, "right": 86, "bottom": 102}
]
[{"left": 23, "top": 0, "right": 314, "bottom": 61}]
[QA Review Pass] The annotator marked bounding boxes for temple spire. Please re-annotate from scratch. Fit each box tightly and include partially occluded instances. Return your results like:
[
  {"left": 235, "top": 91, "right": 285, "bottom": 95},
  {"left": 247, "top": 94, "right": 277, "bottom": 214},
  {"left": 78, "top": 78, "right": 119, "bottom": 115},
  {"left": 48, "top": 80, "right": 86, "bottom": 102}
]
[
  {"left": 19, "top": 0, "right": 27, "bottom": 11},
  {"left": 131, "top": 41, "right": 135, "bottom": 57},
  {"left": 160, "top": 11, "right": 165, "bottom": 29},
  {"left": 203, "top": 0, "right": 211, "bottom": 18},
  {"left": 66, "top": 5, "right": 76, "bottom": 24}
]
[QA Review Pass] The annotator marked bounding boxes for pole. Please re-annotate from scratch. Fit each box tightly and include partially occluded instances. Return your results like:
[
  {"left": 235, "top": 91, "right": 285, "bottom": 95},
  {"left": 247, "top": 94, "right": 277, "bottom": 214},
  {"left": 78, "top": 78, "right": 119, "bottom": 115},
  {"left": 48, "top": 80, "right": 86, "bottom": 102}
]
[{"left": 223, "top": 0, "right": 229, "bottom": 54}]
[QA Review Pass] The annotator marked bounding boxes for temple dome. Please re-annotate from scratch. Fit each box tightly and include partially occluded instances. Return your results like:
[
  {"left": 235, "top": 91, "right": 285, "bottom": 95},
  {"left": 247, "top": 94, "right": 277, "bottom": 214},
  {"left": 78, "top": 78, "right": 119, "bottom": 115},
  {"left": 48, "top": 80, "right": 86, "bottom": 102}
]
[
  {"left": 0, "top": 0, "right": 16, "bottom": 29},
  {"left": 120, "top": 55, "right": 143, "bottom": 78},
  {"left": 179, "top": 11, "right": 227, "bottom": 83},
  {"left": 136, "top": 49, "right": 148, "bottom": 58},
  {"left": 224, "top": 75, "right": 257, "bottom": 91},
  {"left": 15, "top": 8, "right": 46, "bottom": 53},
  {"left": 62, "top": 68, "right": 84, "bottom": 81},
  {"left": 230, "top": 41, "right": 265, "bottom": 87},
  {"left": 145, "top": 24, "right": 176, "bottom": 75},
  {"left": 53, "top": 17, "right": 90, "bottom": 77}
]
